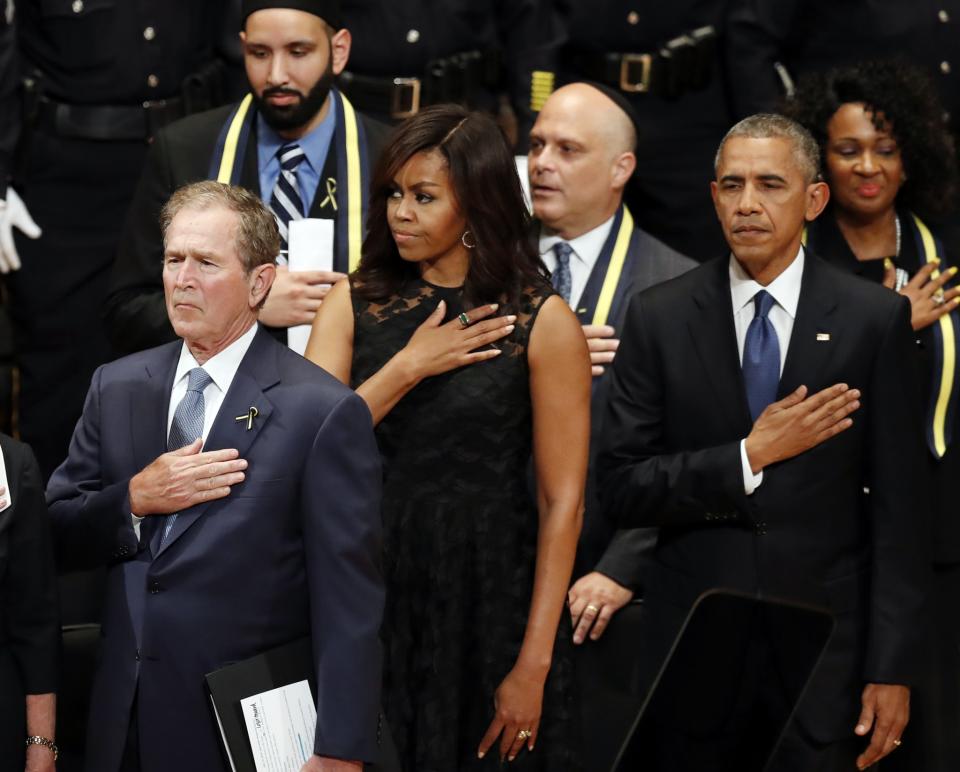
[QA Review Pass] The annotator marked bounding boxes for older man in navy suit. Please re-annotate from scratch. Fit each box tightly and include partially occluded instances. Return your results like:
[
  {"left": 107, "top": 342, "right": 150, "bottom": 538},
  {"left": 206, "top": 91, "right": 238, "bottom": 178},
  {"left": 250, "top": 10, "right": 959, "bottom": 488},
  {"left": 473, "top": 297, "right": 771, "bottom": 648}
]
[{"left": 47, "top": 181, "right": 383, "bottom": 772}]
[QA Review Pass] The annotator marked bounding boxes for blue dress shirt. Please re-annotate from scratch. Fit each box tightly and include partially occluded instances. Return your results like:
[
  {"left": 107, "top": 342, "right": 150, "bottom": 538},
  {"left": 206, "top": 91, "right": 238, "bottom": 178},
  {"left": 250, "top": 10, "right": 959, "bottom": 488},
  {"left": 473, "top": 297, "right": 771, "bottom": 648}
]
[{"left": 257, "top": 105, "right": 338, "bottom": 214}]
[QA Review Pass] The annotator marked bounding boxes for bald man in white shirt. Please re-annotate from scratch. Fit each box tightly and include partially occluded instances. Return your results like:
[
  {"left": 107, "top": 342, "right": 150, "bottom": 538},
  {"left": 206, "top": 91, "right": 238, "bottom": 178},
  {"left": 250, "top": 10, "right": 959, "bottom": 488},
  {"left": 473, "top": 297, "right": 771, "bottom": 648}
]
[{"left": 528, "top": 82, "right": 695, "bottom": 641}]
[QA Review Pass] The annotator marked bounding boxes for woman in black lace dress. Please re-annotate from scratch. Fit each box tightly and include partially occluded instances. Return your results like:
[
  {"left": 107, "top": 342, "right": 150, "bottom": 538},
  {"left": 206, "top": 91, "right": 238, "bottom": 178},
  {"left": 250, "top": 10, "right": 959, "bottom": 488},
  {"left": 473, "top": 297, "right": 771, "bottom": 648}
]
[{"left": 305, "top": 106, "right": 590, "bottom": 771}]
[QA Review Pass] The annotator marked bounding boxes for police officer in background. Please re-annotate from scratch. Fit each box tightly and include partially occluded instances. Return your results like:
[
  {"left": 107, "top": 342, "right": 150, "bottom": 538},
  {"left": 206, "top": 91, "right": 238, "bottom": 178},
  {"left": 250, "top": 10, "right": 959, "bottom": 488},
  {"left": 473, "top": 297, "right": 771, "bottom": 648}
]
[
  {"left": 726, "top": 0, "right": 960, "bottom": 140},
  {"left": 336, "top": 0, "right": 562, "bottom": 147},
  {"left": 0, "top": 0, "right": 234, "bottom": 483},
  {"left": 555, "top": 0, "right": 731, "bottom": 259}
]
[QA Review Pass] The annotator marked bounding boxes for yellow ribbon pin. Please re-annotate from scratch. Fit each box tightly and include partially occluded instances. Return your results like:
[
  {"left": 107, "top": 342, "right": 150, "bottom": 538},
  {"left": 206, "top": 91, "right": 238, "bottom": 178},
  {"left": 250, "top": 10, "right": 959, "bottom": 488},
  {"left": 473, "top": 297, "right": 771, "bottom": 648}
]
[{"left": 319, "top": 178, "right": 338, "bottom": 211}]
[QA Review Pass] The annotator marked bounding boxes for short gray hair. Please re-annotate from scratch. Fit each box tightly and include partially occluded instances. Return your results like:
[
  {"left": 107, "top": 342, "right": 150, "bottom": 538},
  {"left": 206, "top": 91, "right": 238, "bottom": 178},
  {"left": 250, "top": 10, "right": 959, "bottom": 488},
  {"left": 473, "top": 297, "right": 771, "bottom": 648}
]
[
  {"left": 160, "top": 181, "right": 280, "bottom": 273},
  {"left": 715, "top": 113, "right": 821, "bottom": 183}
]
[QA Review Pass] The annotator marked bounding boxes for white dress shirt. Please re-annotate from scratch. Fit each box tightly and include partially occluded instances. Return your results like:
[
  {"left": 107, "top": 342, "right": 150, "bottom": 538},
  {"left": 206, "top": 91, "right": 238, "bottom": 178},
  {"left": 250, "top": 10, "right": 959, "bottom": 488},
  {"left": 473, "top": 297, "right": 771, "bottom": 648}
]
[
  {"left": 730, "top": 247, "right": 805, "bottom": 494},
  {"left": 132, "top": 323, "right": 259, "bottom": 536},
  {"left": 539, "top": 215, "right": 616, "bottom": 310}
]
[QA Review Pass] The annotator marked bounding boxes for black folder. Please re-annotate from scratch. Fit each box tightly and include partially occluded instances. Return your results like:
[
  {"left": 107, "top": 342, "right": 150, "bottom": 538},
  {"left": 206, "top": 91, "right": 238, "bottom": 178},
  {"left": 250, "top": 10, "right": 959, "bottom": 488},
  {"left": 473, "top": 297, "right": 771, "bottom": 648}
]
[{"left": 205, "top": 637, "right": 315, "bottom": 772}]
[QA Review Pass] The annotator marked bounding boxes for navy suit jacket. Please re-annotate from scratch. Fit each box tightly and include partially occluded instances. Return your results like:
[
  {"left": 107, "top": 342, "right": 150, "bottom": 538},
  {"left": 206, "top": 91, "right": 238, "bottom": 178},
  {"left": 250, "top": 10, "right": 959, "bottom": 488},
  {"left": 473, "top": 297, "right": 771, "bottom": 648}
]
[{"left": 47, "top": 327, "right": 384, "bottom": 772}]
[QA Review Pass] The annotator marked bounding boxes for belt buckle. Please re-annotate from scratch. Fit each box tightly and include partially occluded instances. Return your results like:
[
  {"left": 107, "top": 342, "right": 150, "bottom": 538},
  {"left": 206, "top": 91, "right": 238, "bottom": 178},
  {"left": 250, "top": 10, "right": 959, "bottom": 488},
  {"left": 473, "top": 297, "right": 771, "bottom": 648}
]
[
  {"left": 391, "top": 78, "right": 421, "bottom": 119},
  {"left": 619, "top": 53, "right": 652, "bottom": 93}
]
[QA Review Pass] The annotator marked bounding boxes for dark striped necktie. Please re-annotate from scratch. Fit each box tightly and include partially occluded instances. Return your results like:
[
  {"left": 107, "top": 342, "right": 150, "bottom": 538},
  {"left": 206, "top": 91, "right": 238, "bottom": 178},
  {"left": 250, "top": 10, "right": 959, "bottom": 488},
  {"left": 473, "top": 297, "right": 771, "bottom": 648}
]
[
  {"left": 552, "top": 241, "right": 573, "bottom": 303},
  {"left": 269, "top": 143, "right": 307, "bottom": 252}
]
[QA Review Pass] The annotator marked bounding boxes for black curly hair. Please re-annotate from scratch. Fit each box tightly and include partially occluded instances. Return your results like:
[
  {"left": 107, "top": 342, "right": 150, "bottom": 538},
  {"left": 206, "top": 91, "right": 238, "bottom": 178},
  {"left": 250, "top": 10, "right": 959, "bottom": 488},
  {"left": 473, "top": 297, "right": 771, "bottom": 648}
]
[{"left": 784, "top": 59, "right": 957, "bottom": 218}]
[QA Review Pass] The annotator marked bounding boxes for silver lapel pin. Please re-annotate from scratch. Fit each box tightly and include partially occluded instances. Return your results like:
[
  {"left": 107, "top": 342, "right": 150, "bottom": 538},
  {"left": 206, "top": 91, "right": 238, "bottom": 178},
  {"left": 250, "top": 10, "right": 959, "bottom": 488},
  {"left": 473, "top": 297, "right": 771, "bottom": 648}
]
[{"left": 816, "top": 333, "right": 831, "bottom": 342}]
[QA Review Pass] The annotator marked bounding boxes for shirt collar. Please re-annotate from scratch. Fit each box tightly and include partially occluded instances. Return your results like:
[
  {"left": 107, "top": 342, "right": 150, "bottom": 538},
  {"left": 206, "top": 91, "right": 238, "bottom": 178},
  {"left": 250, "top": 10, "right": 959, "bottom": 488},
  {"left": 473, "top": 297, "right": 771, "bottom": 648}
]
[
  {"left": 538, "top": 214, "right": 617, "bottom": 271},
  {"left": 729, "top": 245, "right": 805, "bottom": 319},
  {"left": 257, "top": 99, "right": 338, "bottom": 176},
  {"left": 174, "top": 322, "right": 259, "bottom": 393}
]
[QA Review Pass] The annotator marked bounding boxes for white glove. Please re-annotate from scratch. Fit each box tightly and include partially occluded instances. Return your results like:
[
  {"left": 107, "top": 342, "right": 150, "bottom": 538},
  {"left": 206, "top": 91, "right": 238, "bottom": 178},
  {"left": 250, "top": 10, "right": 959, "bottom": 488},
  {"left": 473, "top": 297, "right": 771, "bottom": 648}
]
[{"left": 0, "top": 188, "right": 42, "bottom": 273}]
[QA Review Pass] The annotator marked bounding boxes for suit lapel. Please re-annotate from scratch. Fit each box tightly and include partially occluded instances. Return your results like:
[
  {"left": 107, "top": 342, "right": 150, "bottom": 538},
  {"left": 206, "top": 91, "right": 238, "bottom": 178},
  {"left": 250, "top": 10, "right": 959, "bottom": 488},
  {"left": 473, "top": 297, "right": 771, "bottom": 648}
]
[
  {"left": 241, "top": 121, "right": 261, "bottom": 195},
  {"left": 154, "top": 329, "right": 280, "bottom": 558},
  {"left": 688, "top": 258, "right": 753, "bottom": 432},
  {"left": 600, "top": 225, "right": 641, "bottom": 328},
  {"left": 131, "top": 345, "right": 179, "bottom": 556},
  {"left": 307, "top": 144, "right": 338, "bottom": 220},
  {"left": 777, "top": 253, "right": 839, "bottom": 399},
  {"left": 131, "top": 344, "right": 179, "bottom": 469}
]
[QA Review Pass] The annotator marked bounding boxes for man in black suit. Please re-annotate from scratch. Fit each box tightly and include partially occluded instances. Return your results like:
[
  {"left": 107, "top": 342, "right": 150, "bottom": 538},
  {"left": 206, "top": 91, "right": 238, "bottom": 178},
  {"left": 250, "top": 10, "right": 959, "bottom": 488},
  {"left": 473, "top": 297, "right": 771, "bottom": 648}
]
[
  {"left": 526, "top": 82, "right": 696, "bottom": 644},
  {"left": 598, "top": 114, "right": 929, "bottom": 770},
  {"left": 105, "top": 0, "right": 390, "bottom": 355}
]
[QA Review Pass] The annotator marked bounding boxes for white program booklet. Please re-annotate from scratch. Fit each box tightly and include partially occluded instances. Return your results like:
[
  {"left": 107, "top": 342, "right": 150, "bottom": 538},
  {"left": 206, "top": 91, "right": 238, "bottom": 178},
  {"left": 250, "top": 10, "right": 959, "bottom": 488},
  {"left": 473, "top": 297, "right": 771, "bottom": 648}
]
[
  {"left": 240, "top": 679, "right": 317, "bottom": 772},
  {"left": 287, "top": 218, "right": 335, "bottom": 356},
  {"left": 515, "top": 155, "right": 532, "bottom": 212}
]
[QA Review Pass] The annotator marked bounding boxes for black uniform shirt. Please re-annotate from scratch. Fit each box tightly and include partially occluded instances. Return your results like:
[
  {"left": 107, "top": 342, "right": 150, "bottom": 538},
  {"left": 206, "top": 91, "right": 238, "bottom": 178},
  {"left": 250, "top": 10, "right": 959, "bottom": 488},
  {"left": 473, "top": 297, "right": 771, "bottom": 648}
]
[
  {"left": 341, "top": 0, "right": 561, "bottom": 134},
  {"left": 0, "top": 0, "right": 228, "bottom": 184},
  {"left": 726, "top": 0, "right": 960, "bottom": 130},
  {"left": 555, "top": 0, "right": 732, "bottom": 142}
]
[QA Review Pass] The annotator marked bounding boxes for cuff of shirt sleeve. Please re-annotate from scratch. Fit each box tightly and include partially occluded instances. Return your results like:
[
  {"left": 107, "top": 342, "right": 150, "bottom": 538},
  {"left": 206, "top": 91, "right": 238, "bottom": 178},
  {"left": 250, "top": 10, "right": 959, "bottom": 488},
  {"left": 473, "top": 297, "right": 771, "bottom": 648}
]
[
  {"left": 131, "top": 513, "right": 144, "bottom": 539},
  {"left": 740, "top": 439, "right": 763, "bottom": 495}
]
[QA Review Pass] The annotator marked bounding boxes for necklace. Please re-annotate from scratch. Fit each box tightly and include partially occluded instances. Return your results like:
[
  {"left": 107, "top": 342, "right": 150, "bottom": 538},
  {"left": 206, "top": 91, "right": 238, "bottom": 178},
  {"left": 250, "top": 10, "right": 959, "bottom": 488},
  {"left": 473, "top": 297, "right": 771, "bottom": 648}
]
[{"left": 890, "top": 213, "right": 910, "bottom": 291}]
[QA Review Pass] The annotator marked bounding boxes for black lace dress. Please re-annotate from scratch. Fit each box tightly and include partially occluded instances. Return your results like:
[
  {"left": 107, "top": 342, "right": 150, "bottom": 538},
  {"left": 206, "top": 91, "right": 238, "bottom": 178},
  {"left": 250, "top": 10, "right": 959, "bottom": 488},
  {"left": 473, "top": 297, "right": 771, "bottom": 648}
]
[{"left": 351, "top": 277, "right": 582, "bottom": 772}]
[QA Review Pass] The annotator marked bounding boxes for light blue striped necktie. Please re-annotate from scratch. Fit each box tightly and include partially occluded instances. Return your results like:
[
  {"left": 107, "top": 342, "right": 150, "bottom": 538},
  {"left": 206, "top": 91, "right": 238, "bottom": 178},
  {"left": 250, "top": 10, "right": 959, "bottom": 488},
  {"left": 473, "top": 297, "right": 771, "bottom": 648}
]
[{"left": 162, "top": 367, "right": 213, "bottom": 543}]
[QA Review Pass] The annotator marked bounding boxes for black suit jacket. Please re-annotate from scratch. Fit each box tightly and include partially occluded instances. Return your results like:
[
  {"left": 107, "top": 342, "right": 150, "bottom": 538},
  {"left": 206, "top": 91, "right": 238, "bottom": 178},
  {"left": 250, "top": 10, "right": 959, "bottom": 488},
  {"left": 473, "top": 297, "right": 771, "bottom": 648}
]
[
  {"left": 571, "top": 223, "right": 697, "bottom": 585},
  {"left": 0, "top": 435, "right": 58, "bottom": 764},
  {"left": 104, "top": 97, "right": 390, "bottom": 355},
  {"left": 598, "top": 252, "right": 931, "bottom": 741},
  {"left": 807, "top": 211, "right": 960, "bottom": 564}
]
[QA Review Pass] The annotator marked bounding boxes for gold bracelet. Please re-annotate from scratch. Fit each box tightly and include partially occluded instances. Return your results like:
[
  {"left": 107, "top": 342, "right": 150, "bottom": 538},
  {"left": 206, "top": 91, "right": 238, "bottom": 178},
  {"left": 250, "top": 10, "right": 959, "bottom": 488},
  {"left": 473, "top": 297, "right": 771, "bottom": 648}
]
[{"left": 25, "top": 735, "right": 58, "bottom": 761}]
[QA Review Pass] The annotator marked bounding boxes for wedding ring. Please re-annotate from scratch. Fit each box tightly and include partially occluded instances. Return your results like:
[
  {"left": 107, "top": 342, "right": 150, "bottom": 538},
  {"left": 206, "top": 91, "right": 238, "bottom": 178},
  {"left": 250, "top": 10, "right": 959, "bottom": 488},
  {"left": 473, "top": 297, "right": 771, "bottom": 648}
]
[
  {"left": 893, "top": 739, "right": 902, "bottom": 747},
  {"left": 584, "top": 604, "right": 600, "bottom": 614},
  {"left": 458, "top": 311, "right": 471, "bottom": 328},
  {"left": 934, "top": 290, "right": 946, "bottom": 306},
  {"left": 516, "top": 729, "right": 532, "bottom": 741}
]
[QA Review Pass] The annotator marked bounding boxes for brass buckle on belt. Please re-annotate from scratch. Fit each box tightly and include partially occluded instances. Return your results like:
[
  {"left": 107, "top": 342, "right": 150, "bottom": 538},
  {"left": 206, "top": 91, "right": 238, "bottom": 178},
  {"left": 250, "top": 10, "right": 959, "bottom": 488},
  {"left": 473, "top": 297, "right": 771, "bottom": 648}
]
[
  {"left": 619, "top": 53, "right": 652, "bottom": 93},
  {"left": 391, "top": 78, "right": 421, "bottom": 119}
]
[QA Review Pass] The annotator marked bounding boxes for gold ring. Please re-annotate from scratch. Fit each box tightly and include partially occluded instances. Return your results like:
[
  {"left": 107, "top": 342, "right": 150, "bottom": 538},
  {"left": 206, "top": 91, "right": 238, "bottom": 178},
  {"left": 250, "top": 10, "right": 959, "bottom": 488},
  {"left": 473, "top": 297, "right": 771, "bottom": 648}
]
[
  {"left": 585, "top": 604, "right": 600, "bottom": 614},
  {"left": 934, "top": 290, "right": 946, "bottom": 306},
  {"left": 458, "top": 311, "right": 471, "bottom": 328},
  {"left": 516, "top": 729, "right": 532, "bottom": 741},
  {"left": 893, "top": 739, "right": 902, "bottom": 747}
]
